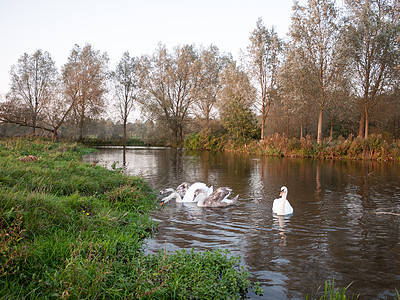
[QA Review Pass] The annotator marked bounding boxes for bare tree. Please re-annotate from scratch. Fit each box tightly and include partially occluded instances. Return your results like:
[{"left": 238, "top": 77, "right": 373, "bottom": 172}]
[
  {"left": 344, "top": 0, "right": 400, "bottom": 138},
  {"left": 5, "top": 50, "right": 57, "bottom": 134},
  {"left": 138, "top": 44, "right": 201, "bottom": 145},
  {"left": 113, "top": 51, "right": 139, "bottom": 147},
  {"left": 247, "top": 18, "right": 283, "bottom": 140},
  {"left": 62, "top": 44, "right": 109, "bottom": 142},
  {"left": 288, "top": 0, "right": 342, "bottom": 144}
]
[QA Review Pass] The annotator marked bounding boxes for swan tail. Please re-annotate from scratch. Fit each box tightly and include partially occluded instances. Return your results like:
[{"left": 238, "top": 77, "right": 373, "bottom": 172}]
[{"left": 222, "top": 195, "right": 239, "bottom": 206}]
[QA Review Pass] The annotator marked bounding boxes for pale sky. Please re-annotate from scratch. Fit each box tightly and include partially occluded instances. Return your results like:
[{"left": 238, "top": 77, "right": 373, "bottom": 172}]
[{"left": 0, "top": 0, "right": 294, "bottom": 96}]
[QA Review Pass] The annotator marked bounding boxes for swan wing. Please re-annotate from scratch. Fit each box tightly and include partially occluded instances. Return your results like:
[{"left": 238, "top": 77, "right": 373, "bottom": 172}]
[
  {"left": 207, "top": 185, "right": 214, "bottom": 196},
  {"left": 182, "top": 182, "right": 208, "bottom": 202},
  {"left": 204, "top": 187, "right": 231, "bottom": 206},
  {"left": 221, "top": 194, "right": 238, "bottom": 206},
  {"left": 285, "top": 200, "right": 293, "bottom": 214},
  {"left": 272, "top": 198, "right": 282, "bottom": 214},
  {"left": 176, "top": 182, "right": 191, "bottom": 198}
]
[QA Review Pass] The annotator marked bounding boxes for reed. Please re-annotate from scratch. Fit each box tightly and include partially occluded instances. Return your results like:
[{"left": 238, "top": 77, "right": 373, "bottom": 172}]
[{"left": 185, "top": 133, "right": 400, "bottom": 161}]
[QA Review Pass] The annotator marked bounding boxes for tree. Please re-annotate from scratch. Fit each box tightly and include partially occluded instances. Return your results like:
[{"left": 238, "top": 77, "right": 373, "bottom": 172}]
[
  {"left": 113, "top": 51, "right": 139, "bottom": 148},
  {"left": 218, "top": 63, "right": 258, "bottom": 140},
  {"left": 62, "top": 44, "right": 109, "bottom": 141},
  {"left": 5, "top": 50, "right": 57, "bottom": 134},
  {"left": 194, "top": 45, "right": 231, "bottom": 127},
  {"left": 247, "top": 18, "right": 283, "bottom": 140},
  {"left": 279, "top": 48, "right": 316, "bottom": 139},
  {"left": 288, "top": 0, "right": 342, "bottom": 144},
  {"left": 138, "top": 44, "right": 201, "bottom": 145},
  {"left": 344, "top": 0, "right": 400, "bottom": 138}
]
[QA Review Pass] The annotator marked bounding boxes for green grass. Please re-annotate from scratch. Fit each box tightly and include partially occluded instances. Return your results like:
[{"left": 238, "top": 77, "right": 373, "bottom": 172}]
[{"left": 0, "top": 138, "right": 259, "bottom": 299}]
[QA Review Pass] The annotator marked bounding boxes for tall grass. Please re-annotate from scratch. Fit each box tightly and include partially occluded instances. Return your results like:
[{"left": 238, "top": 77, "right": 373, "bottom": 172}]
[
  {"left": 0, "top": 138, "right": 259, "bottom": 299},
  {"left": 305, "top": 279, "right": 358, "bottom": 300}
]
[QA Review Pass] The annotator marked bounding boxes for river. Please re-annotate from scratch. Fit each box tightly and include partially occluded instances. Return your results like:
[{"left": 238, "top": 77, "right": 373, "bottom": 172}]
[{"left": 84, "top": 146, "right": 400, "bottom": 299}]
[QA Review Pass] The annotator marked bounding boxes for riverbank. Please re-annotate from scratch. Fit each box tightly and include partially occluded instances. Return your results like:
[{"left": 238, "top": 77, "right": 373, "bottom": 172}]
[
  {"left": 0, "top": 138, "right": 259, "bottom": 299},
  {"left": 184, "top": 133, "right": 400, "bottom": 162}
]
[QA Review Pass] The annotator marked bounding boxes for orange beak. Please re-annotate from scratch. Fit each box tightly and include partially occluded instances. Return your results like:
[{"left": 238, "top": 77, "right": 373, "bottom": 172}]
[{"left": 280, "top": 191, "right": 284, "bottom": 196}]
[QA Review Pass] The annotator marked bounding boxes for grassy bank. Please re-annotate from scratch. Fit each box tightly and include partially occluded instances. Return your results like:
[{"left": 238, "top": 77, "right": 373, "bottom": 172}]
[
  {"left": 185, "top": 133, "right": 400, "bottom": 161},
  {"left": 81, "top": 137, "right": 149, "bottom": 147},
  {"left": 0, "top": 138, "right": 259, "bottom": 299}
]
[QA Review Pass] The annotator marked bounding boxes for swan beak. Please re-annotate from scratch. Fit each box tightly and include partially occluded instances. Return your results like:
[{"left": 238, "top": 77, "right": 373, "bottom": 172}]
[
  {"left": 279, "top": 191, "right": 284, "bottom": 197},
  {"left": 160, "top": 201, "right": 164, "bottom": 206}
]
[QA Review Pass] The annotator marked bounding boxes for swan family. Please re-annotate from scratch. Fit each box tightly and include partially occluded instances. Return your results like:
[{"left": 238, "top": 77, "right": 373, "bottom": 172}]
[
  {"left": 160, "top": 182, "right": 238, "bottom": 207},
  {"left": 160, "top": 182, "right": 293, "bottom": 214}
]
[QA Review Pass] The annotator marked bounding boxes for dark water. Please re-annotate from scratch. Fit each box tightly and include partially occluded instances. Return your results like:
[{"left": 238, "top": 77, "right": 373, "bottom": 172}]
[{"left": 85, "top": 147, "right": 400, "bottom": 299}]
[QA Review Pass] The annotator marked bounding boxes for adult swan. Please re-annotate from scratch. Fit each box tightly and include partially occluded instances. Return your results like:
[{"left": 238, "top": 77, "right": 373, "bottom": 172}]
[
  {"left": 272, "top": 186, "right": 293, "bottom": 215},
  {"left": 160, "top": 182, "right": 213, "bottom": 205}
]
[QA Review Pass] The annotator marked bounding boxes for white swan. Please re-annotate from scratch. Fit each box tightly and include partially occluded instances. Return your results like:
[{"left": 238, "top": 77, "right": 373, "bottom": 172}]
[
  {"left": 272, "top": 186, "right": 293, "bottom": 215},
  {"left": 160, "top": 182, "right": 213, "bottom": 205},
  {"left": 196, "top": 187, "right": 238, "bottom": 208}
]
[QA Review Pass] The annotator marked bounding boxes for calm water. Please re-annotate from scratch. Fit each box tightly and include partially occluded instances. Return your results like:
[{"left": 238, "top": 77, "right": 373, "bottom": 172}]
[{"left": 85, "top": 147, "right": 400, "bottom": 299}]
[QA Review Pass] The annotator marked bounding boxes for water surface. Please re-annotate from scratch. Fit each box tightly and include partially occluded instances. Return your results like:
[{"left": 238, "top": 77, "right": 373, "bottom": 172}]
[{"left": 85, "top": 147, "right": 400, "bottom": 299}]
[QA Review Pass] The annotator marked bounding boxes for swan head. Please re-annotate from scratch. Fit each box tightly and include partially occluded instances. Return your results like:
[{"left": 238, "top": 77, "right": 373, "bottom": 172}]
[
  {"left": 280, "top": 186, "right": 288, "bottom": 197},
  {"left": 160, "top": 192, "right": 180, "bottom": 206},
  {"left": 159, "top": 187, "right": 175, "bottom": 195}
]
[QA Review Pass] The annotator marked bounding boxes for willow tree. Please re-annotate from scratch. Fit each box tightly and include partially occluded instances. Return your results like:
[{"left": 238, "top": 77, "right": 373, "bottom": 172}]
[
  {"left": 62, "top": 44, "right": 109, "bottom": 142},
  {"left": 113, "top": 51, "right": 139, "bottom": 147},
  {"left": 6, "top": 50, "right": 57, "bottom": 134},
  {"left": 289, "top": 0, "right": 342, "bottom": 144},
  {"left": 344, "top": 0, "right": 400, "bottom": 138},
  {"left": 194, "top": 45, "right": 231, "bottom": 128},
  {"left": 247, "top": 18, "right": 283, "bottom": 140},
  {"left": 138, "top": 44, "right": 200, "bottom": 145}
]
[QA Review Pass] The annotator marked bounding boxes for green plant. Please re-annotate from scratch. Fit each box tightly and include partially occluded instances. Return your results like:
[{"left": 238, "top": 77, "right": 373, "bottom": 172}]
[{"left": 306, "top": 279, "right": 358, "bottom": 300}]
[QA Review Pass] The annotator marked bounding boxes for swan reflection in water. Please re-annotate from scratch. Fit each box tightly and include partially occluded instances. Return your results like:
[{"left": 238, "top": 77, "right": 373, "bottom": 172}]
[{"left": 273, "top": 215, "right": 291, "bottom": 247}]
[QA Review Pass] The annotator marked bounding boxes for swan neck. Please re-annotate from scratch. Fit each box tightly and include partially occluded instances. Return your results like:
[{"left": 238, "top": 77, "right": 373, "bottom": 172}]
[
  {"left": 280, "top": 193, "right": 287, "bottom": 211},
  {"left": 196, "top": 191, "right": 208, "bottom": 206},
  {"left": 163, "top": 192, "right": 181, "bottom": 203}
]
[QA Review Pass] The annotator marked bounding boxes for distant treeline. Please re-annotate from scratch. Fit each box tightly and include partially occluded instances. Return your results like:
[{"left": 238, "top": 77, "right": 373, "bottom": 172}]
[{"left": 1, "top": 0, "right": 399, "bottom": 146}]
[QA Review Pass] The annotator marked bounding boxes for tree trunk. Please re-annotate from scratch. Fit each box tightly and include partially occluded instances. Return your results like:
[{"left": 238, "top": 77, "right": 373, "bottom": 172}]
[
  {"left": 317, "top": 107, "right": 323, "bottom": 144},
  {"left": 79, "top": 114, "right": 84, "bottom": 142},
  {"left": 123, "top": 119, "right": 127, "bottom": 147},
  {"left": 78, "top": 101, "right": 85, "bottom": 142},
  {"left": 364, "top": 108, "right": 369, "bottom": 139},
  {"left": 358, "top": 102, "right": 365, "bottom": 138},
  {"left": 286, "top": 111, "right": 289, "bottom": 137},
  {"left": 300, "top": 116, "right": 304, "bottom": 139},
  {"left": 261, "top": 104, "right": 265, "bottom": 140}
]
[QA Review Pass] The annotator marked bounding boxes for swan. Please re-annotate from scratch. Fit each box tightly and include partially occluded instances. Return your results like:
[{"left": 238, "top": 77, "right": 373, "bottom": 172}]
[
  {"left": 160, "top": 182, "right": 213, "bottom": 205},
  {"left": 272, "top": 186, "right": 293, "bottom": 215},
  {"left": 196, "top": 187, "right": 238, "bottom": 208},
  {"left": 160, "top": 182, "right": 190, "bottom": 198}
]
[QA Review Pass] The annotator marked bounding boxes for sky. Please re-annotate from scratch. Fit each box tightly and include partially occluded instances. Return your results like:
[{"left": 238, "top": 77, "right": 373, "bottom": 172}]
[{"left": 0, "top": 0, "right": 294, "bottom": 96}]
